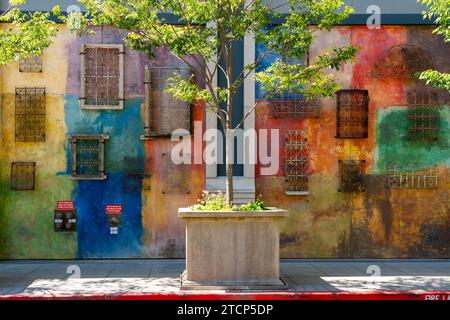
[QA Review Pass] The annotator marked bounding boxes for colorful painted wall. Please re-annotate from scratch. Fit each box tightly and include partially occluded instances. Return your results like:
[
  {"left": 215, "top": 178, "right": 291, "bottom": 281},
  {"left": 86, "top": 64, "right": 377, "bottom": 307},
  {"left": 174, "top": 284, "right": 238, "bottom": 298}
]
[
  {"left": 0, "top": 25, "right": 204, "bottom": 259},
  {"left": 256, "top": 26, "right": 450, "bottom": 258},
  {"left": 0, "top": 24, "right": 449, "bottom": 259}
]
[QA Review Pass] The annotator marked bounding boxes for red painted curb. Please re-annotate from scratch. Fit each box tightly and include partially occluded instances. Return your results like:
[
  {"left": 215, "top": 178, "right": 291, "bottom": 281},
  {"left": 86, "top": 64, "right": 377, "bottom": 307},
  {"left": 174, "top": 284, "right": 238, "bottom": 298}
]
[{"left": 1, "top": 291, "right": 450, "bottom": 300}]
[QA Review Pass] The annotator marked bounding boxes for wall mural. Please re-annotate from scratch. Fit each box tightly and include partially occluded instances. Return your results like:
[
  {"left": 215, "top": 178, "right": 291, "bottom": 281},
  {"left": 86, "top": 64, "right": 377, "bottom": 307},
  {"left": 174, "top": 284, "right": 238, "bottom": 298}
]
[{"left": 0, "top": 25, "right": 449, "bottom": 259}]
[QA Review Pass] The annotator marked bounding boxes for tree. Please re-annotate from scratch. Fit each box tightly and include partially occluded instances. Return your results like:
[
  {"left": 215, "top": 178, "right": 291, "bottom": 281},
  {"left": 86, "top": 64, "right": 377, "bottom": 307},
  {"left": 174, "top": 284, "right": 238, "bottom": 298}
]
[
  {"left": 418, "top": 0, "right": 450, "bottom": 91},
  {"left": 0, "top": 0, "right": 58, "bottom": 65},
  {"left": 74, "top": 0, "right": 357, "bottom": 205}
]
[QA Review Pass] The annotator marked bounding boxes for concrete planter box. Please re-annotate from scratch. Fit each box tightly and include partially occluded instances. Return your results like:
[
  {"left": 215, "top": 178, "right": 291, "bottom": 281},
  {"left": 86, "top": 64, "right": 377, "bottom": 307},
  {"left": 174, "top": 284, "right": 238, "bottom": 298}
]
[{"left": 178, "top": 207, "right": 288, "bottom": 290}]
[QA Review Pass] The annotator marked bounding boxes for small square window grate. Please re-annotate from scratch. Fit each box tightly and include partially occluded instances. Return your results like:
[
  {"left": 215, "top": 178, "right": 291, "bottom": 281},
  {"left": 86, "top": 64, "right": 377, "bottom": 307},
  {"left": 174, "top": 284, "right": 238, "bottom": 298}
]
[
  {"left": 406, "top": 91, "right": 440, "bottom": 142},
  {"left": 162, "top": 153, "right": 190, "bottom": 194},
  {"left": 338, "top": 160, "right": 365, "bottom": 193},
  {"left": 285, "top": 130, "right": 309, "bottom": 194},
  {"left": 123, "top": 157, "right": 151, "bottom": 191},
  {"left": 19, "top": 55, "right": 42, "bottom": 73},
  {"left": 420, "top": 224, "right": 448, "bottom": 250},
  {"left": 70, "top": 135, "right": 108, "bottom": 180},
  {"left": 388, "top": 164, "right": 437, "bottom": 189},
  {"left": 336, "top": 90, "right": 369, "bottom": 139},
  {"left": 11, "top": 162, "right": 35, "bottom": 191},
  {"left": 142, "top": 66, "right": 192, "bottom": 138},
  {"left": 15, "top": 87, "right": 46, "bottom": 142}
]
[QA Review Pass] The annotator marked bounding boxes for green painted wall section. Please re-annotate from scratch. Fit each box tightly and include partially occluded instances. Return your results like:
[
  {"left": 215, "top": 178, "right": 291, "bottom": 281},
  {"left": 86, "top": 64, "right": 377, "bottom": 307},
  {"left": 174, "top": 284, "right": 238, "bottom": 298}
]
[
  {"left": 0, "top": 168, "right": 77, "bottom": 258},
  {"left": 374, "top": 106, "right": 450, "bottom": 175}
]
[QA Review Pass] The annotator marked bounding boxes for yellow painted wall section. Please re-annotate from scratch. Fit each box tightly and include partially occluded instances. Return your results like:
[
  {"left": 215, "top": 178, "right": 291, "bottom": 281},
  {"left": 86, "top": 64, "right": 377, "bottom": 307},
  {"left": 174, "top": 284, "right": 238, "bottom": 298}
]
[{"left": 0, "top": 25, "right": 77, "bottom": 258}]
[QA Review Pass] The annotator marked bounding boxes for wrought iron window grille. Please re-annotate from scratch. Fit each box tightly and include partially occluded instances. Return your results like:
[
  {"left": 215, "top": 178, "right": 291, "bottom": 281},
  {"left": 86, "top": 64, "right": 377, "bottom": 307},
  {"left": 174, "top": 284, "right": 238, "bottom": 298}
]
[
  {"left": 69, "top": 134, "right": 109, "bottom": 180},
  {"left": 11, "top": 162, "right": 36, "bottom": 191},
  {"left": 141, "top": 66, "right": 193, "bottom": 139},
  {"left": 285, "top": 130, "right": 309, "bottom": 195},
  {"left": 338, "top": 160, "right": 365, "bottom": 193},
  {"left": 406, "top": 91, "right": 440, "bottom": 142},
  {"left": 336, "top": 90, "right": 369, "bottom": 139},
  {"left": 19, "top": 55, "right": 43, "bottom": 73},
  {"left": 269, "top": 94, "right": 320, "bottom": 119},
  {"left": 371, "top": 45, "right": 434, "bottom": 79},
  {"left": 80, "top": 44, "right": 124, "bottom": 110},
  {"left": 161, "top": 153, "right": 190, "bottom": 194},
  {"left": 15, "top": 87, "right": 46, "bottom": 142},
  {"left": 388, "top": 164, "right": 438, "bottom": 189}
]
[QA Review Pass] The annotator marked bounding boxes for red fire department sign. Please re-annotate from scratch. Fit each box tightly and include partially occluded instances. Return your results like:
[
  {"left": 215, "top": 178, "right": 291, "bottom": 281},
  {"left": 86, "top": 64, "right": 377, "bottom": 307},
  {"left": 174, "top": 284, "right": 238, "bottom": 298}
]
[
  {"left": 56, "top": 201, "right": 75, "bottom": 211},
  {"left": 106, "top": 205, "right": 123, "bottom": 215}
]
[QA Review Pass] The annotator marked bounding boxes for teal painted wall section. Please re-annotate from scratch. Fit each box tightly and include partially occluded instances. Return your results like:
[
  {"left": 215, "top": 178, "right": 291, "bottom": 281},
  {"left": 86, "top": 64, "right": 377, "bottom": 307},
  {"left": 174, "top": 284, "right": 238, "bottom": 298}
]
[{"left": 374, "top": 106, "right": 450, "bottom": 174}]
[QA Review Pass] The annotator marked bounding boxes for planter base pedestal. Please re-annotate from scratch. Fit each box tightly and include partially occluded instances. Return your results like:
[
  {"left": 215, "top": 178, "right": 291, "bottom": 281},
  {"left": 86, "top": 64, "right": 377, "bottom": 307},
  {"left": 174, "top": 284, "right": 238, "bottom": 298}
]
[
  {"left": 179, "top": 208, "right": 288, "bottom": 291},
  {"left": 180, "top": 271, "right": 288, "bottom": 291}
]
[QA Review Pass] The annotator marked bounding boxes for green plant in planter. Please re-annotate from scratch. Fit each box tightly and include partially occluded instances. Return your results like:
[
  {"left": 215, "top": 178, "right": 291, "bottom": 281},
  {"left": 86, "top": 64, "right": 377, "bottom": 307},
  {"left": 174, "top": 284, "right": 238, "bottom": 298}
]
[
  {"left": 191, "top": 191, "right": 267, "bottom": 211},
  {"left": 239, "top": 196, "right": 267, "bottom": 211}
]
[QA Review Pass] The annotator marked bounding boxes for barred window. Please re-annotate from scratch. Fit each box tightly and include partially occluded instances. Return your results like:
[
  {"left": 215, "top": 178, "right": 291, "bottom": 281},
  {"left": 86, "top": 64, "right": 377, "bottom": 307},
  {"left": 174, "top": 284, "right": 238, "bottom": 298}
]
[
  {"left": 141, "top": 66, "right": 192, "bottom": 138},
  {"left": 270, "top": 96, "right": 320, "bottom": 119},
  {"left": 81, "top": 44, "right": 124, "bottom": 110},
  {"left": 70, "top": 135, "right": 109, "bottom": 180},
  {"left": 338, "top": 160, "right": 365, "bottom": 193},
  {"left": 15, "top": 87, "right": 46, "bottom": 142},
  {"left": 406, "top": 91, "right": 440, "bottom": 142},
  {"left": 11, "top": 162, "right": 35, "bottom": 191},
  {"left": 19, "top": 55, "right": 42, "bottom": 73},
  {"left": 336, "top": 90, "right": 369, "bottom": 139},
  {"left": 285, "top": 130, "right": 309, "bottom": 195},
  {"left": 388, "top": 164, "right": 437, "bottom": 189}
]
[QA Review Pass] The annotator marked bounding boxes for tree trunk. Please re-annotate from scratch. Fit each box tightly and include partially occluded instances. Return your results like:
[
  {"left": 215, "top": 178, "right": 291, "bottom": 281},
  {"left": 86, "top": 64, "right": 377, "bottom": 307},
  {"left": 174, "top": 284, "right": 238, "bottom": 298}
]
[{"left": 225, "top": 128, "right": 234, "bottom": 205}]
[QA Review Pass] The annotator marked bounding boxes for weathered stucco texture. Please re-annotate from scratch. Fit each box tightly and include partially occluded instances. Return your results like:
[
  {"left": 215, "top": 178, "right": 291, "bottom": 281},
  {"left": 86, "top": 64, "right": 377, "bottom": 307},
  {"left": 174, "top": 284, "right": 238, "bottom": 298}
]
[
  {"left": 256, "top": 26, "right": 450, "bottom": 258},
  {"left": 0, "top": 25, "right": 204, "bottom": 259},
  {"left": 0, "top": 24, "right": 449, "bottom": 259}
]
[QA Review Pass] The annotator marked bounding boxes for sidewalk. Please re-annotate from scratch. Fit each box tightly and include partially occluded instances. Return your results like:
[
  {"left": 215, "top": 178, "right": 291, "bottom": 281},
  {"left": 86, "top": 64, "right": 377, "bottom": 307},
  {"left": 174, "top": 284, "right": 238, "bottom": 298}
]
[{"left": 0, "top": 259, "right": 449, "bottom": 299}]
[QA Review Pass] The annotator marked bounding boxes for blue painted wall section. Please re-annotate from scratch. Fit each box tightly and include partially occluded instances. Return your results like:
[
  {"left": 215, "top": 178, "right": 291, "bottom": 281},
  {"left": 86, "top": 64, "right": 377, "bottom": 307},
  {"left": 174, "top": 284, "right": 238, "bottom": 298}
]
[{"left": 64, "top": 96, "right": 144, "bottom": 258}]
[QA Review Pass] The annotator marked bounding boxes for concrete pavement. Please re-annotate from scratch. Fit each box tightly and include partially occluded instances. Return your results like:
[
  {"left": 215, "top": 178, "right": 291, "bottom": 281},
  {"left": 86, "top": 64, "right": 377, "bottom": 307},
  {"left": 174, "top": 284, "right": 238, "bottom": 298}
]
[{"left": 0, "top": 259, "right": 449, "bottom": 297}]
